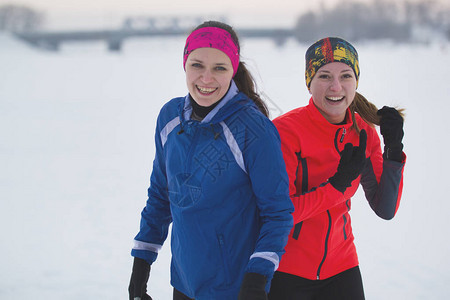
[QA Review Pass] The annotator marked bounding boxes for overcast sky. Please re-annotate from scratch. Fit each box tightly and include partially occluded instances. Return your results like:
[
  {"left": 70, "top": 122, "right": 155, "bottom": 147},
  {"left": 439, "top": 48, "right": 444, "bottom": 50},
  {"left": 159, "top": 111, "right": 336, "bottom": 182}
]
[
  {"left": 0, "top": 0, "right": 356, "bottom": 28},
  {"left": 3, "top": 0, "right": 340, "bottom": 14},
  {"left": 1, "top": 0, "right": 447, "bottom": 29}
]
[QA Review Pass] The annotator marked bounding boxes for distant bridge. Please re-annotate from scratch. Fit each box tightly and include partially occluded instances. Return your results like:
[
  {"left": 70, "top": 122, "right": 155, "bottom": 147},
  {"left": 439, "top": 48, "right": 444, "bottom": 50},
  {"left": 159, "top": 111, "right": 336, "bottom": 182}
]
[{"left": 13, "top": 16, "right": 294, "bottom": 51}]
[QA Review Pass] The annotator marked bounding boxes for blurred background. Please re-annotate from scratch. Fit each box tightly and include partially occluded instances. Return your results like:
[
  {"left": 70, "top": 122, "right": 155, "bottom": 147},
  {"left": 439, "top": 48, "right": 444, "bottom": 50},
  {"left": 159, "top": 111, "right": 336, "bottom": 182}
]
[
  {"left": 0, "top": 0, "right": 449, "bottom": 49},
  {"left": 1, "top": 0, "right": 449, "bottom": 299}
]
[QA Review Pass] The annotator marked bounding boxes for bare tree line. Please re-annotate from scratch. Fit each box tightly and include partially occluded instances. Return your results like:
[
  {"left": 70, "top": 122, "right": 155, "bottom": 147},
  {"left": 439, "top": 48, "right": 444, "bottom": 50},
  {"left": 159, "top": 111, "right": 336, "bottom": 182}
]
[
  {"left": 1, "top": 0, "right": 449, "bottom": 43},
  {"left": 294, "top": 0, "right": 450, "bottom": 42},
  {"left": 0, "top": 4, "right": 44, "bottom": 32}
]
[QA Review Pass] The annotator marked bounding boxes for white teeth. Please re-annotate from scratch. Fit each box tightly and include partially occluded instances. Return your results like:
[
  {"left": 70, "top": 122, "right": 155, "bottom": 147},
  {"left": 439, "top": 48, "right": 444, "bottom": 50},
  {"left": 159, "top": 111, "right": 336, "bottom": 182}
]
[
  {"left": 197, "top": 86, "right": 217, "bottom": 93},
  {"left": 326, "top": 96, "right": 344, "bottom": 101}
]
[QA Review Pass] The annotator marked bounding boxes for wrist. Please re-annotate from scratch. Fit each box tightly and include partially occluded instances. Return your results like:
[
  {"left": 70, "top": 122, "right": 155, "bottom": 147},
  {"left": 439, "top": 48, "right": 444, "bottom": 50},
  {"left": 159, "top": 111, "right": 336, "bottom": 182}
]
[
  {"left": 242, "top": 272, "right": 267, "bottom": 286},
  {"left": 132, "top": 257, "right": 151, "bottom": 274},
  {"left": 238, "top": 272, "right": 268, "bottom": 300},
  {"left": 384, "top": 145, "right": 403, "bottom": 162}
]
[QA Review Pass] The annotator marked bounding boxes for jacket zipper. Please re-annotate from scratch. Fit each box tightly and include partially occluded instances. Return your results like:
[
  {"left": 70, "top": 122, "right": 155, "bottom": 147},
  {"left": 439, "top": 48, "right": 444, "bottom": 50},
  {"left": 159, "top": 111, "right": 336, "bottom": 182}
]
[
  {"left": 340, "top": 127, "right": 346, "bottom": 143},
  {"left": 316, "top": 127, "right": 347, "bottom": 280},
  {"left": 316, "top": 210, "right": 332, "bottom": 280},
  {"left": 318, "top": 126, "right": 347, "bottom": 279}
]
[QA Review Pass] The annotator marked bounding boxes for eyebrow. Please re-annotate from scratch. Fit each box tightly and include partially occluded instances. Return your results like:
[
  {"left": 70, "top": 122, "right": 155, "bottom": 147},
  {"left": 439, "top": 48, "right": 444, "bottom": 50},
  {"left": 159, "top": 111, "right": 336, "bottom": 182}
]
[
  {"left": 317, "top": 69, "right": 353, "bottom": 74},
  {"left": 188, "top": 58, "right": 230, "bottom": 66}
]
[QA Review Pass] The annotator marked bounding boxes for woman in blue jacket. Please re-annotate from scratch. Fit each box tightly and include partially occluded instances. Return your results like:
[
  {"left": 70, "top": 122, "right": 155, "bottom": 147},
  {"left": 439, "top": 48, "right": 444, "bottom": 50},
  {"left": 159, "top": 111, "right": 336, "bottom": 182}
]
[{"left": 128, "top": 20, "right": 294, "bottom": 300}]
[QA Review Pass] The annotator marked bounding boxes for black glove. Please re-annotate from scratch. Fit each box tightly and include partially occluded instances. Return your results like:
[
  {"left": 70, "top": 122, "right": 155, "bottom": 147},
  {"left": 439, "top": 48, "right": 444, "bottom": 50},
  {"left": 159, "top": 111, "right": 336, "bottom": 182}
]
[
  {"left": 128, "top": 257, "right": 152, "bottom": 300},
  {"left": 238, "top": 272, "right": 268, "bottom": 300},
  {"left": 377, "top": 106, "right": 404, "bottom": 162},
  {"left": 329, "top": 129, "right": 367, "bottom": 193}
]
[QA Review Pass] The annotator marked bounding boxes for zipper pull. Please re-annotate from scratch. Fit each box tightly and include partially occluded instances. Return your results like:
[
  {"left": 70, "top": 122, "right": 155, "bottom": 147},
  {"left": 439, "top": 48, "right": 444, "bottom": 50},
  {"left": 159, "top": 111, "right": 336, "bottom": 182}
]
[{"left": 340, "top": 128, "right": 346, "bottom": 143}]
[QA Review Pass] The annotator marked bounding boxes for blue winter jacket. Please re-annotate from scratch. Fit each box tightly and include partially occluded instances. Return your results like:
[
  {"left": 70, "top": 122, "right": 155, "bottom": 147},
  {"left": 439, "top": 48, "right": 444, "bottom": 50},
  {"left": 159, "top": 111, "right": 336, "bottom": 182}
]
[{"left": 131, "top": 81, "right": 294, "bottom": 299}]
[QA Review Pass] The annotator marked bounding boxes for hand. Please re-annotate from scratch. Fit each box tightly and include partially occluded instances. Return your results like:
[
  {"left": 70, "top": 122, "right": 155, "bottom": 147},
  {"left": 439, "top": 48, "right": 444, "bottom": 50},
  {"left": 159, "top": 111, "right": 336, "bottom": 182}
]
[
  {"left": 329, "top": 129, "right": 367, "bottom": 193},
  {"left": 128, "top": 257, "right": 152, "bottom": 300},
  {"left": 238, "top": 272, "right": 268, "bottom": 300},
  {"left": 377, "top": 106, "right": 404, "bottom": 162}
]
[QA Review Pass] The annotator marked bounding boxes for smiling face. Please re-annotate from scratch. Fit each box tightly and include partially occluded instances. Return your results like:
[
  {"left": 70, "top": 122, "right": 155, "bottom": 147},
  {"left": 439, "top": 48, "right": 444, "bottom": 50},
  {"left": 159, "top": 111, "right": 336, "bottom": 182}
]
[
  {"left": 185, "top": 47, "right": 234, "bottom": 107},
  {"left": 309, "top": 62, "right": 357, "bottom": 124}
]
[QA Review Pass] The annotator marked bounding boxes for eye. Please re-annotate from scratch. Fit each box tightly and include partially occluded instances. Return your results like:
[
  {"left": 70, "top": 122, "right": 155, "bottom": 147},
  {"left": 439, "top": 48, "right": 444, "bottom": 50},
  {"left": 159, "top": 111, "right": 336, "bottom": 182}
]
[
  {"left": 318, "top": 74, "right": 330, "bottom": 79},
  {"left": 342, "top": 73, "right": 353, "bottom": 79},
  {"left": 191, "top": 63, "right": 203, "bottom": 68},
  {"left": 215, "top": 66, "right": 227, "bottom": 71}
]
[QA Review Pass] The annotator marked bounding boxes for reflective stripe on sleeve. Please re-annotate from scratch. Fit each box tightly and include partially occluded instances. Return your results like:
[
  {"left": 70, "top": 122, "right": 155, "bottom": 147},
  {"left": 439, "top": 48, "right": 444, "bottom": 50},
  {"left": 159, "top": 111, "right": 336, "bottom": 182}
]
[
  {"left": 133, "top": 240, "right": 162, "bottom": 253},
  {"left": 249, "top": 251, "right": 280, "bottom": 271},
  {"left": 160, "top": 116, "right": 180, "bottom": 147}
]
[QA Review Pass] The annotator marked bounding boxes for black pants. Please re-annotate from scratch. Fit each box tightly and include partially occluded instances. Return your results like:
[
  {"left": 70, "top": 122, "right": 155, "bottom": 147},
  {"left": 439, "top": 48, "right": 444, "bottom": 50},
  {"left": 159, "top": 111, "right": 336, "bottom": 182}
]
[
  {"left": 173, "top": 288, "right": 194, "bottom": 300},
  {"left": 268, "top": 266, "right": 365, "bottom": 300}
]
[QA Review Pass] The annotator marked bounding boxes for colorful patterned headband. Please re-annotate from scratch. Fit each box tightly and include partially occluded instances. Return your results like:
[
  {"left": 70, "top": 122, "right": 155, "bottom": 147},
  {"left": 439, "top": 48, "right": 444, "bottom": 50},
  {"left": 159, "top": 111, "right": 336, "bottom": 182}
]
[
  {"left": 305, "top": 37, "right": 360, "bottom": 88},
  {"left": 183, "top": 27, "right": 240, "bottom": 77}
]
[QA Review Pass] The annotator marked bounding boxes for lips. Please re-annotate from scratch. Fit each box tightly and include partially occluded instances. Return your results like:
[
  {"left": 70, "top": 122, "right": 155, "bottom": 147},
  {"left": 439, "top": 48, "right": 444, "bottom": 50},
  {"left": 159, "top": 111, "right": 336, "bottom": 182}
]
[
  {"left": 196, "top": 85, "right": 218, "bottom": 95},
  {"left": 325, "top": 96, "right": 345, "bottom": 102}
]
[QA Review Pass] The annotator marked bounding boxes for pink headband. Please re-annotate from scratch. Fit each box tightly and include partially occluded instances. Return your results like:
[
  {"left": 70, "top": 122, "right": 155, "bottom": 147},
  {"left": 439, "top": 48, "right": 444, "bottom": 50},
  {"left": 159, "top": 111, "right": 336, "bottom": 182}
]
[{"left": 183, "top": 27, "right": 240, "bottom": 77}]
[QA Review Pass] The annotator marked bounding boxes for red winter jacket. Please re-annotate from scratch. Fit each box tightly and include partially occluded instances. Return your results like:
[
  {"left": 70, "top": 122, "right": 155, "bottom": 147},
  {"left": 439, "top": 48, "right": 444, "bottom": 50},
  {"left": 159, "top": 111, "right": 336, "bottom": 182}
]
[{"left": 273, "top": 98, "right": 405, "bottom": 280}]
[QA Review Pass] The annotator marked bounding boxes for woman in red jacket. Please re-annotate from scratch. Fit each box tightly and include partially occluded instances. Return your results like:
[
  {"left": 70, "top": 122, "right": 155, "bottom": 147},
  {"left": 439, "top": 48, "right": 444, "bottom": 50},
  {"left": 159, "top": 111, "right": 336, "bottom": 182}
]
[{"left": 268, "top": 37, "right": 406, "bottom": 299}]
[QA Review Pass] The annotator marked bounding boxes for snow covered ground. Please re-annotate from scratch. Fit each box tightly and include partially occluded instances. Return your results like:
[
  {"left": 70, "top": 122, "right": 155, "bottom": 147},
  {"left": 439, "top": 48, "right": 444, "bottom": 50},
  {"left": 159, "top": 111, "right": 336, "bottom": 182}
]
[{"left": 1, "top": 33, "right": 449, "bottom": 299}]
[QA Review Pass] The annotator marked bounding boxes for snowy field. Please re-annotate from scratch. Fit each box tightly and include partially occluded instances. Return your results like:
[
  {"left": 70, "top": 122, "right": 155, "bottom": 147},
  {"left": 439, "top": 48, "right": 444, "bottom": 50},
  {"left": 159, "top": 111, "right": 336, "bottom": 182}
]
[{"left": 1, "top": 33, "right": 449, "bottom": 299}]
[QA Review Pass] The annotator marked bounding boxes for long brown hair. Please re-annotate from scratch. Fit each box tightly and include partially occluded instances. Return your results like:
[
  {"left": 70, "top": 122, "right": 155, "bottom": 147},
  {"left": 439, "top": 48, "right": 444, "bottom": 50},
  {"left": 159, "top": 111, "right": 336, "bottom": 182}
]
[
  {"left": 350, "top": 92, "right": 405, "bottom": 133},
  {"left": 192, "top": 21, "right": 269, "bottom": 117}
]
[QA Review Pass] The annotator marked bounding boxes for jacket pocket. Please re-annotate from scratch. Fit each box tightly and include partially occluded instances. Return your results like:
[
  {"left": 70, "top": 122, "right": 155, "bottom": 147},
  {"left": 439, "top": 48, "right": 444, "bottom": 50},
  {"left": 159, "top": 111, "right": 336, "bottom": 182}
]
[
  {"left": 342, "top": 214, "right": 348, "bottom": 240},
  {"left": 292, "top": 221, "right": 303, "bottom": 240},
  {"left": 217, "top": 234, "right": 232, "bottom": 285}
]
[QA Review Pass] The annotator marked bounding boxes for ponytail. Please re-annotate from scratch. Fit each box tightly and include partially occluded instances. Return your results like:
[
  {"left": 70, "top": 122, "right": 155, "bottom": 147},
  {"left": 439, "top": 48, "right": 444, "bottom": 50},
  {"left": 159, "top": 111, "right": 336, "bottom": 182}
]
[
  {"left": 234, "top": 61, "right": 269, "bottom": 118},
  {"left": 349, "top": 92, "right": 405, "bottom": 133}
]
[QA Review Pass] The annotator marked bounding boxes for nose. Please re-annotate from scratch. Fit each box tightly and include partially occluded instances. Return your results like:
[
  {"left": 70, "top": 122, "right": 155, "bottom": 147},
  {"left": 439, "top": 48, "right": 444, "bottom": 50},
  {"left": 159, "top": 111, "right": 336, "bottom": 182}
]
[
  {"left": 330, "top": 77, "right": 342, "bottom": 91},
  {"left": 201, "top": 69, "right": 213, "bottom": 83}
]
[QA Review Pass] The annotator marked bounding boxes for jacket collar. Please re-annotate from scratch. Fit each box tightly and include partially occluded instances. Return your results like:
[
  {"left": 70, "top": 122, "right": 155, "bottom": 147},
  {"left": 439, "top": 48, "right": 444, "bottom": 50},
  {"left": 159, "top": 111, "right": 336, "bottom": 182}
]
[{"left": 182, "top": 80, "right": 239, "bottom": 123}]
